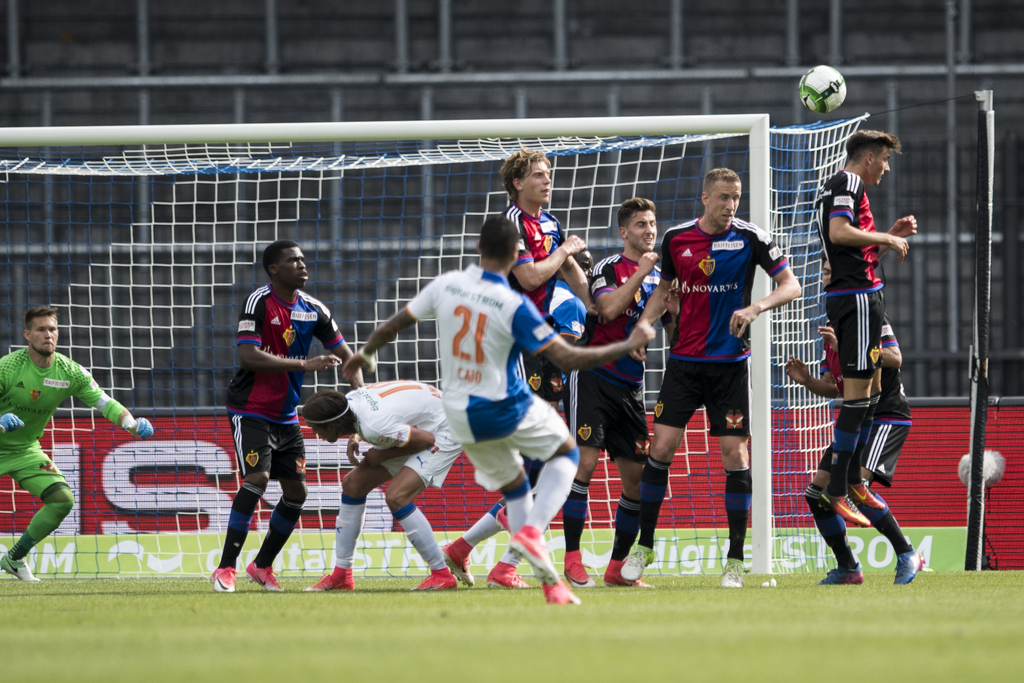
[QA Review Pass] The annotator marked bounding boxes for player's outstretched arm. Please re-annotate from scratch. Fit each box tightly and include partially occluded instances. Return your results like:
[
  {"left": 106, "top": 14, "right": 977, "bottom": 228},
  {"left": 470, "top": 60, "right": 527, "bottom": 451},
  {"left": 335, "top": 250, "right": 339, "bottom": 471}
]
[
  {"left": 637, "top": 278, "right": 672, "bottom": 327},
  {"left": 117, "top": 411, "right": 155, "bottom": 440},
  {"left": 357, "top": 427, "right": 437, "bottom": 468},
  {"left": 342, "top": 308, "right": 418, "bottom": 382},
  {"left": 543, "top": 319, "right": 655, "bottom": 372},
  {"left": 329, "top": 342, "right": 364, "bottom": 389},
  {"left": 784, "top": 356, "right": 839, "bottom": 399},
  {"left": 729, "top": 266, "right": 802, "bottom": 338},
  {"left": 239, "top": 344, "right": 340, "bottom": 374}
]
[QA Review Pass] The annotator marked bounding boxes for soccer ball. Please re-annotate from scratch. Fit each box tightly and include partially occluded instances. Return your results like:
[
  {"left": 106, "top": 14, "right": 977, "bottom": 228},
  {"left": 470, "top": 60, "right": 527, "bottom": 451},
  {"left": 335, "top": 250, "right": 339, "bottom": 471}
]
[{"left": 798, "top": 65, "right": 847, "bottom": 113}]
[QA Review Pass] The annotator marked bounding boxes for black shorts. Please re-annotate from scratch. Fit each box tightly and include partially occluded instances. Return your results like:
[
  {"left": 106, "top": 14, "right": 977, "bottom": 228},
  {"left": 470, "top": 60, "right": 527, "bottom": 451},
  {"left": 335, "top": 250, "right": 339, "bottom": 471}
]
[
  {"left": 653, "top": 359, "right": 750, "bottom": 437},
  {"left": 521, "top": 351, "right": 566, "bottom": 402},
  {"left": 568, "top": 369, "right": 650, "bottom": 462},
  {"left": 825, "top": 291, "right": 883, "bottom": 380},
  {"left": 229, "top": 415, "right": 307, "bottom": 481},
  {"left": 817, "top": 421, "right": 910, "bottom": 488}
]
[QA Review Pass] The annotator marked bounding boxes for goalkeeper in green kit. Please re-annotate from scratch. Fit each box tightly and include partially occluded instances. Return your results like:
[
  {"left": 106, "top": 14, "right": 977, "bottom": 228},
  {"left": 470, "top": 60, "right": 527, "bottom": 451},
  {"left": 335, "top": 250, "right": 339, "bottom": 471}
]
[{"left": 1, "top": 307, "right": 155, "bottom": 581}]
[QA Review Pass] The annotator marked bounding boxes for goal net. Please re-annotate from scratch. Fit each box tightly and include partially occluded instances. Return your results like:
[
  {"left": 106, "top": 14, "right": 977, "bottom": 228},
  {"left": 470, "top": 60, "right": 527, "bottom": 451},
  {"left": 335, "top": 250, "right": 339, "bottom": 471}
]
[{"left": 0, "top": 115, "right": 864, "bottom": 578}]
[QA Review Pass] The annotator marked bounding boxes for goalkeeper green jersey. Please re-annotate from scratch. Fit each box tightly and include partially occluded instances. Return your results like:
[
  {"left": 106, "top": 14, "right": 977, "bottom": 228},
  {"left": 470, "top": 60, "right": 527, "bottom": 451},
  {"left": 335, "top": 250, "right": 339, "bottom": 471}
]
[{"left": 0, "top": 349, "right": 118, "bottom": 458}]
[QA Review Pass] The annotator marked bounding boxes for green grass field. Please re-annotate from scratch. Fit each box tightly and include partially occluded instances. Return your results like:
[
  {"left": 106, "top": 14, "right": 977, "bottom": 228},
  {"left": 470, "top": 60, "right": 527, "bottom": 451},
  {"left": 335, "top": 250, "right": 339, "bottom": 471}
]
[{"left": 2, "top": 571, "right": 1022, "bottom": 682}]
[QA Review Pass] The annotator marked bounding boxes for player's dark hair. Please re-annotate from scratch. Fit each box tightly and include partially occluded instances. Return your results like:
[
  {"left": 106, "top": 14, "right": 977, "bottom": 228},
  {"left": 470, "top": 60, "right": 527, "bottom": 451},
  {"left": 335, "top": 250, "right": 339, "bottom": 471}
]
[
  {"left": 617, "top": 197, "right": 656, "bottom": 227},
  {"left": 24, "top": 306, "right": 58, "bottom": 328},
  {"left": 303, "top": 389, "right": 354, "bottom": 428},
  {"left": 702, "top": 168, "right": 742, "bottom": 193},
  {"left": 500, "top": 148, "right": 550, "bottom": 202},
  {"left": 478, "top": 215, "right": 521, "bottom": 262},
  {"left": 846, "top": 130, "right": 902, "bottom": 162},
  {"left": 262, "top": 240, "right": 300, "bottom": 277}
]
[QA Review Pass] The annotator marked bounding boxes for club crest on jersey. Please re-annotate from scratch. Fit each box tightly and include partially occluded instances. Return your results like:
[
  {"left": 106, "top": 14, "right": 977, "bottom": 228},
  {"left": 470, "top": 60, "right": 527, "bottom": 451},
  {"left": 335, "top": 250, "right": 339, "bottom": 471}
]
[
  {"left": 550, "top": 375, "right": 564, "bottom": 393},
  {"left": 245, "top": 451, "right": 259, "bottom": 467},
  {"left": 654, "top": 401, "right": 664, "bottom": 418},
  {"left": 634, "top": 290, "right": 642, "bottom": 303},
  {"left": 577, "top": 424, "right": 592, "bottom": 441},
  {"left": 543, "top": 235, "right": 554, "bottom": 253},
  {"left": 528, "top": 374, "right": 542, "bottom": 391},
  {"left": 698, "top": 258, "right": 715, "bottom": 276},
  {"left": 869, "top": 346, "right": 881, "bottom": 363},
  {"left": 726, "top": 410, "right": 744, "bottom": 429},
  {"left": 30, "top": 388, "right": 42, "bottom": 401},
  {"left": 283, "top": 326, "right": 296, "bottom": 345}
]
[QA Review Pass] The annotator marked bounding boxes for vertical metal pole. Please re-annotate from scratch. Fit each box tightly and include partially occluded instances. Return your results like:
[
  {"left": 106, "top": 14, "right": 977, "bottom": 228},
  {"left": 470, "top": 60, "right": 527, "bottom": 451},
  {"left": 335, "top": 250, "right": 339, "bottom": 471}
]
[
  {"left": 669, "top": 0, "right": 684, "bottom": 70},
  {"left": 606, "top": 85, "right": 620, "bottom": 117},
  {"left": 553, "top": 0, "right": 568, "bottom": 71},
  {"left": 786, "top": 0, "right": 800, "bottom": 66},
  {"left": 137, "top": 0, "right": 150, "bottom": 76},
  {"left": 947, "top": 0, "right": 959, "bottom": 354},
  {"left": 7, "top": 0, "right": 20, "bottom": 78},
  {"left": 329, "top": 89, "right": 344, "bottom": 242},
  {"left": 966, "top": 90, "right": 993, "bottom": 571},
  {"left": 394, "top": 0, "right": 409, "bottom": 74},
  {"left": 701, "top": 86, "right": 713, "bottom": 116},
  {"left": 748, "top": 114, "right": 773, "bottom": 576},
  {"left": 1005, "top": 134, "right": 1020, "bottom": 395},
  {"left": 437, "top": 0, "right": 452, "bottom": 73},
  {"left": 42, "top": 91, "right": 53, "bottom": 241},
  {"left": 829, "top": 0, "right": 842, "bottom": 65},
  {"left": 138, "top": 89, "right": 151, "bottom": 244},
  {"left": 265, "top": 0, "right": 280, "bottom": 75},
  {"left": 958, "top": 0, "right": 972, "bottom": 63},
  {"left": 421, "top": 87, "right": 434, "bottom": 238},
  {"left": 886, "top": 81, "right": 899, "bottom": 231},
  {"left": 233, "top": 88, "right": 246, "bottom": 124},
  {"left": 515, "top": 87, "right": 528, "bottom": 119}
]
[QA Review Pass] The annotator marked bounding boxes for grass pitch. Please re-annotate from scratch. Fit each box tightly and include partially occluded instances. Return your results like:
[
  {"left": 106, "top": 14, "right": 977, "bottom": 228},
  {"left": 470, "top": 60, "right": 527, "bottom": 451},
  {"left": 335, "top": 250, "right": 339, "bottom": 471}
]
[{"left": 2, "top": 571, "right": 1022, "bottom": 682}]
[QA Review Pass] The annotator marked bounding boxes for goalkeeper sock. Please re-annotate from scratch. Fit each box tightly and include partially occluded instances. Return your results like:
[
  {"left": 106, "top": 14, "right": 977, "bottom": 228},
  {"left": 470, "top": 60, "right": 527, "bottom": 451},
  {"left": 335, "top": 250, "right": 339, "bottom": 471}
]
[
  {"left": 805, "top": 484, "right": 858, "bottom": 570},
  {"left": 611, "top": 494, "right": 641, "bottom": 562},
  {"left": 462, "top": 503, "right": 505, "bottom": 547},
  {"left": 561, "top": 479, "right": 590, "bottom": 554},
  {"left": 394, "top": 503, "right": 445, "bottom": 571},
  {"left": 255, "top": 497, "right": 303, "bottom": 569},
  {"left": 855, "top": 491, "right": 913, "bottom": 555},
  {"left": 12, "top": 483, "right": 75, "bottom": 561},
  {"left": 724, "top": 468, "right": 752, "bottom": 562},
  {"left": 333, "top": 494, "right": 367, "bottom": 569},
  {"left": 827, "top": 397, "right": 870, "bottom": 499},
  {"left": 638, "top": 456, "right": 670, "bottom": 549},
  {"left": 849, "top": 395, "right": 880, "bottom": 486},
  {"left": 219, "top": 482, "right": 263, "bottom": 569},
  {"left": 525, "top": 451, "right": 576, "bottom": 531},
  {"left": 503, "top": 478, "right": 532, "bottom": 534}
]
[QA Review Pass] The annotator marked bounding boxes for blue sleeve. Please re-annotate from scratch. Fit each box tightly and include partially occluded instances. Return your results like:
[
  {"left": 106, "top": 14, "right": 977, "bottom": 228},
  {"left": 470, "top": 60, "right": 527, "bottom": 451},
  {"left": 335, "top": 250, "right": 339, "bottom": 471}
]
[
  {"left": 550, "top": 299, "right": 587, "bottom": 339},
  {"left": 511, "top": 298, "right": 558, "bottom": 355}
]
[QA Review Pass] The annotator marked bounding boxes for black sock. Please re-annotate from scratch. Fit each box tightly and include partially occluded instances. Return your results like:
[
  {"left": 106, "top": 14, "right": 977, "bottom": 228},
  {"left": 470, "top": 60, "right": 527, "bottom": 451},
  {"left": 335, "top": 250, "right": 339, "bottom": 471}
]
[
  {"left": 856, "top": 490, "right": 913, "bottom": 555},
  {"left": 805, "top": 484, "right": 858, "bottom": 570},
  {"left": 638, "top": 457, "right": 670, "bottom": 549},
  {"left": 219, "top": 483, "right": 264, "bottom": 569},
  {"left": 254, "top": 497, "right": 304, "bottom": 569},
  {"left": 827, "top": 397, "right": 870, "bottom": 498},
  {"left": 725, "top": 469, "right": 752, "bottom": 562},
  {"left": 611, "top": 495, "right": 641, "bottom": 562},
  {"left": 561, "top": 479, "right": 590, "bottom": 554}
]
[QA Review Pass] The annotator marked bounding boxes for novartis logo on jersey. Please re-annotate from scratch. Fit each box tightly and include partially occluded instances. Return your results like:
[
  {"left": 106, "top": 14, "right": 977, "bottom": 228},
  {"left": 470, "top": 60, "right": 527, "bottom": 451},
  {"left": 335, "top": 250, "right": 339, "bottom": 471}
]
[{"left": 678, "top": 281, "right": 739, "bottom": 294}]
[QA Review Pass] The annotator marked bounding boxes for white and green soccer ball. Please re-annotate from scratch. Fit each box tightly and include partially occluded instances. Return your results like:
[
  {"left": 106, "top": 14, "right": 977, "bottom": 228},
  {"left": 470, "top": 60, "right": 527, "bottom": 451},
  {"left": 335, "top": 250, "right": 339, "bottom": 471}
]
[{"left": 799, "top": 65, "right": 847, "bottom": 113}]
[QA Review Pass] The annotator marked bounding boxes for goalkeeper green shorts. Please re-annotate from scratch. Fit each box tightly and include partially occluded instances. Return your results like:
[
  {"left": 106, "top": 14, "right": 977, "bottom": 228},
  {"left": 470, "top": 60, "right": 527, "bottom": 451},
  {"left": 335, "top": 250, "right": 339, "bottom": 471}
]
[{"left": 0, "top": 444, "right": 69, "bottom": 499}]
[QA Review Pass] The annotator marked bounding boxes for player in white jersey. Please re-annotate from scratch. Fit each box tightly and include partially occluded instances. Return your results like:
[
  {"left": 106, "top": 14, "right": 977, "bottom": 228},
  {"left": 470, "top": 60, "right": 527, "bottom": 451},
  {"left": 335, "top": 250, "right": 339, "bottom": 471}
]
[
  {"left": 344, "top": 215, "right": 654, "bottom": 605},
  {"left": 300, "top": 382, "right": 462, "bottom": 591}
]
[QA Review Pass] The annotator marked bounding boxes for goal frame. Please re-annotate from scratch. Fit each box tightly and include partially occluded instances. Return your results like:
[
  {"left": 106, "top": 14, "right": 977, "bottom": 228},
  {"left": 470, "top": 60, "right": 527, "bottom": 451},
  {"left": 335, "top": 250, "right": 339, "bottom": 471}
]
[{"left": 0, "top": 113, "right": 775, "bottom": 575}]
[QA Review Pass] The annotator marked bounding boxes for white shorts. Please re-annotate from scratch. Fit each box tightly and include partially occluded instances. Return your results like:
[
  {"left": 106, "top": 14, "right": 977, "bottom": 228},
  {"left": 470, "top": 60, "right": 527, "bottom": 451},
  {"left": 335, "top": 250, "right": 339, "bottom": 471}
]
[
  {"left": 459, "top": 394, "right": 571, "bottom": 491},
  {"left": 381, "top": 443, "right": 462, "bottom": 489}
]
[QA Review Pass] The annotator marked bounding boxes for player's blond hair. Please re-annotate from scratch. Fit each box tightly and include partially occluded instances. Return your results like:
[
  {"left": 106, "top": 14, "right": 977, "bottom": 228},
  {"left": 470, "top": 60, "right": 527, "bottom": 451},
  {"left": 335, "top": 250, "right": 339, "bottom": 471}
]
[
  {"left": 617, "top": 197, "right": 656, "bottom": 227},
  {"left": 500, "top": 148, "right": 550, "bottom": 202},
  {"left": 24, "top": 306, "right": 58, "bottom": 328},
  {"left": 702, "top": 168, "right": 742, "bottom": 194},
  {"left": 846, "top": 130, "right": 902, "bottom": 162}
]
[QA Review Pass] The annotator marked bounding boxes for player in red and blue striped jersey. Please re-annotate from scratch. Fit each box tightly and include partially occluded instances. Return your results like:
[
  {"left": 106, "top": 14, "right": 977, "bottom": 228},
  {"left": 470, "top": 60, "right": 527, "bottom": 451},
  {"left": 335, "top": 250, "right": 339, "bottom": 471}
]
[
  {"left": 813, "top": 130, "right": 917, "bottom": 529},
  {"left": 211, "top": 240, "right": 363, "bottom": 593},
  {"left": 786, "top": 261, "right": 926, "bottom": 585},
  {"left": 627, "top": 168, "right": 801, "bottom": 588}
]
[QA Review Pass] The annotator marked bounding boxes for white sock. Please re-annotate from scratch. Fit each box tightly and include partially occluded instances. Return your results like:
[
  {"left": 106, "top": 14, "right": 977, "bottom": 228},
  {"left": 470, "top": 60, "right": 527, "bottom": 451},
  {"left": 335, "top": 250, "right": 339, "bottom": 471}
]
[
  {"left": 505, "top": 490, "right": 533, "bottom": 535},
  {"left": 526, "top": 455, "right": 576, "bottom": 530},
  {"left": 498, "top": 547, "right": 521, "bottom": 566},
  {"left": 334, "top": 499, "right": 366, "bottom": 569},
  {"left": 397, "top": 506, "right": 445, "bottom": 571},
  {"left": 462, "top": 509, "right": 504, "bottom": 547}
]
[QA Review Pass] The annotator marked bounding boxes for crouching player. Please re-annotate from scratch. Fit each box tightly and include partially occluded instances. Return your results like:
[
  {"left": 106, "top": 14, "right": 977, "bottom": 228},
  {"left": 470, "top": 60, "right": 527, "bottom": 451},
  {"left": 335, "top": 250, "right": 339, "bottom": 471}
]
[
  {"left": 302, "top": 383, "right": 462, "bottom": 591},
  {"left": 1, "top": 307, "right": 154, "bottom": 581},
  {"left": 785, "top": 263, "right": 925, "bottom": 584}
]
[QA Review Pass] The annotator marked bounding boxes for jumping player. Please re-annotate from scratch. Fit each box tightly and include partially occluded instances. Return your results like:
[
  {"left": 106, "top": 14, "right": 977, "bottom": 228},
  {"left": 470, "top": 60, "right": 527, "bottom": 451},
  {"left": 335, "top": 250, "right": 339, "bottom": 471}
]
[
  {"left": 343, "top": 215, "right": 654, "bottom": 605},
  {"left": 813, "top": 130, "right": 916, "bottom": 527},
  {"left": 210, "top": 240, "right": 363, "bottom": 593},
  {"left": 626, "top": 168, "right": 801, "bottom": 588},
  {"left": 300, "top": 384, "right": 461, "bottom": 592},
  {"left": 1, "top": 307, "right": 154, "bottom": 581}
]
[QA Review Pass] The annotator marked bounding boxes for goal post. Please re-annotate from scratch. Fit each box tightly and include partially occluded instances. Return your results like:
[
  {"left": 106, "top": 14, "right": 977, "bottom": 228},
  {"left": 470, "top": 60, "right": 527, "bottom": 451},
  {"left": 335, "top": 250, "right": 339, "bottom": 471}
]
[{"left": 0, "top": 113, "right": 863, "bottom": 578}]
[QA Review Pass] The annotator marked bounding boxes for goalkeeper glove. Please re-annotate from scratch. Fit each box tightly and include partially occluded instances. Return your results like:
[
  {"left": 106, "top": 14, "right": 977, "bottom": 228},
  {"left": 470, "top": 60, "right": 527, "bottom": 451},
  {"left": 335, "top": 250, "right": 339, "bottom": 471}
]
[
  {"left": 124, "top": 417, "right": 155, "bottom": 440},
  {"left": 0, "top": 413, "right": 25, "bottom": 433}
]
